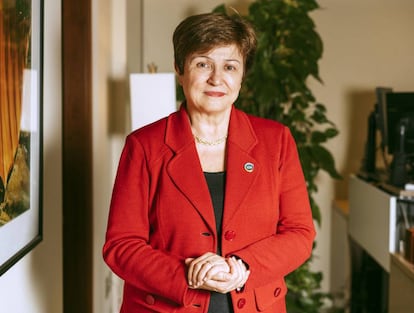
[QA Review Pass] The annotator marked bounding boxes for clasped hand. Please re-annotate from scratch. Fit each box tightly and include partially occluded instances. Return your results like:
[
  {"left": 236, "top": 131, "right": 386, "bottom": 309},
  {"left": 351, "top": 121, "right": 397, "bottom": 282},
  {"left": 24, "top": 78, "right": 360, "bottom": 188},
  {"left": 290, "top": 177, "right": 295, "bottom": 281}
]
[{"left": 185, "top": 252, "right": 250, "bottom": 294}]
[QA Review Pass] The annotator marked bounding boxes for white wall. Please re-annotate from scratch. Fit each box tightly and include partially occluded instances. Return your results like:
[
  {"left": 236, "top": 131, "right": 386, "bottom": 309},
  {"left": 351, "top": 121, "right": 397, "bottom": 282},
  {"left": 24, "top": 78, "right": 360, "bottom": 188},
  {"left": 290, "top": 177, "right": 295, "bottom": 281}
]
[
  {"left": 0, "top": 0, "right": 63, "bottom": 312},
  {"left": 93, "top": 1, "right": 129, "bottom": 312},
  {"left": 91, "top": 0, "right": 135, "bottom": 311},
  {"left": 92, "top": 1, "right": 113, "bottom": 313}
]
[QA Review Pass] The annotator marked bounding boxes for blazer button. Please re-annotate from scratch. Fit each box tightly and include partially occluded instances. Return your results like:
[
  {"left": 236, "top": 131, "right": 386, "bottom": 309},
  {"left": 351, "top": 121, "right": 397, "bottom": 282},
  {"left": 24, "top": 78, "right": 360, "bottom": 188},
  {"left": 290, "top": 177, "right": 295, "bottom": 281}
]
[
  {"left": 274, "top": 287, "right": 281, "bottom": 297},
  {"left": 145, "top": 294, "right": 155, "bottom": 305},
  {"left": 237, "top": 298, "right": 246, "bottom": 309},
  {"left": 224, "top": 230, "right": 236, "bottom": 241}
]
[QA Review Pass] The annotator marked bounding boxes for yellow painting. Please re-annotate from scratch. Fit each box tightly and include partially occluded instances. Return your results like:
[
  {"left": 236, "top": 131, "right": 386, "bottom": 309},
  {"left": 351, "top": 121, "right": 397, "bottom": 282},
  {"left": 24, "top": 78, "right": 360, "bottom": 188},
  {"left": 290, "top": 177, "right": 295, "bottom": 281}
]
[{"left": 0, "top": 0, "right": 32, "bottom": 226}]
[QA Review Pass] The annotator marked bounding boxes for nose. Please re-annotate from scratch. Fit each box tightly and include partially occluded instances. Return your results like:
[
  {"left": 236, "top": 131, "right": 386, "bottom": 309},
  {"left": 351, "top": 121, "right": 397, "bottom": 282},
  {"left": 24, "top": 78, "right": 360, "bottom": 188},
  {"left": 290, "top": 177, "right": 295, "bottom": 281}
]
[{"left": 208, "top": 68, "right": 222, "bottom": 86}]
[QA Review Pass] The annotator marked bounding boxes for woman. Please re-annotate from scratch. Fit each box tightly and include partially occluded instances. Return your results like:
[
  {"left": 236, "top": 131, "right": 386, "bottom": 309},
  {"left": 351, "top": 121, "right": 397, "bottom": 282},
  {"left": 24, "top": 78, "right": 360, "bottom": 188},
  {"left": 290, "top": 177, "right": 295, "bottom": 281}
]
[{"left": 103, "top": 12, "right": 315, "bottom": 313}]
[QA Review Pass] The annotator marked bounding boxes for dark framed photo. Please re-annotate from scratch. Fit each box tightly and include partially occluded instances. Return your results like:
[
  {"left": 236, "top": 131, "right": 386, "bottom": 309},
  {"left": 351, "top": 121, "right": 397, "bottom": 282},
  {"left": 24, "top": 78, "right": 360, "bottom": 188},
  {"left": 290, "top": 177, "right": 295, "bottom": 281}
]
[{"left": 0, "top": 0, "right": 43, "bottom": 276}]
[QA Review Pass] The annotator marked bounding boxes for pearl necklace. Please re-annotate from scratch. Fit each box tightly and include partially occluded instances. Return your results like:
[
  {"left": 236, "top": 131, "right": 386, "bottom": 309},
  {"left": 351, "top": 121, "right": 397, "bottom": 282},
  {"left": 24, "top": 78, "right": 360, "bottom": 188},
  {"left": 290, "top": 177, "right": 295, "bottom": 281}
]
[{"left": 193, "top": 134, "right": 228, "bottom": 146}]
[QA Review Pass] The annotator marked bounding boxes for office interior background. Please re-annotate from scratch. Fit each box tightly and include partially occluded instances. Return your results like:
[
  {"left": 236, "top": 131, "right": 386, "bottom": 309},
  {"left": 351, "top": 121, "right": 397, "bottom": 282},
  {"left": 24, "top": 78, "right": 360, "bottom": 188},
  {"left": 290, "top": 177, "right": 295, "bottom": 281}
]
[{"left": 1, "top": 0, "right": 414, "bottom": 312}]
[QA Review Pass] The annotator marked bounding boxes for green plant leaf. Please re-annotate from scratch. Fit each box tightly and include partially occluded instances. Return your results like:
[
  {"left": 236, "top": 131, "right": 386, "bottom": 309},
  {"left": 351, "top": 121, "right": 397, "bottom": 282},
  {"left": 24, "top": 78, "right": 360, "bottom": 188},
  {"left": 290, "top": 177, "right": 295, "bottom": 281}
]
[{"left": 312, "top": 145, "right": 342, "bottom": 179}]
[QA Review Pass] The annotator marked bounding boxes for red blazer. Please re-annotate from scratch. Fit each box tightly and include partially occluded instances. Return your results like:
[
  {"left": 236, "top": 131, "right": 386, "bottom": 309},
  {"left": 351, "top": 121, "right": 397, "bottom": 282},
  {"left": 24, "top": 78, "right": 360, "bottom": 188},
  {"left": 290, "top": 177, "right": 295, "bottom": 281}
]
[{"left": 103, "top": 105, "right": 316, "bottom": 313}]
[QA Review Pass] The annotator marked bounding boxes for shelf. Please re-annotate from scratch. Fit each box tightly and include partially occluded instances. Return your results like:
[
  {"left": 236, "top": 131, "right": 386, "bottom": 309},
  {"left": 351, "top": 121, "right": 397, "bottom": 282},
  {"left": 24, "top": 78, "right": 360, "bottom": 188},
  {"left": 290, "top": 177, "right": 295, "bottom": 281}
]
[
  {"left": 389, "top": 253, "right": 414, "bottom": 312},
  {"left": 391, "top": 253, "right": 414, "bottom": 281}
]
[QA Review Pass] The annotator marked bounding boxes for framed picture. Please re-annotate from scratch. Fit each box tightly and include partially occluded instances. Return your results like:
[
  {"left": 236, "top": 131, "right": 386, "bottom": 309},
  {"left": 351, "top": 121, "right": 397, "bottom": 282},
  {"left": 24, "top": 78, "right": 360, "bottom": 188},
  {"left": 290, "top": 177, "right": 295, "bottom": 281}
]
[{"left": 0, "top": 0, "right": 43, "bottom": 275}]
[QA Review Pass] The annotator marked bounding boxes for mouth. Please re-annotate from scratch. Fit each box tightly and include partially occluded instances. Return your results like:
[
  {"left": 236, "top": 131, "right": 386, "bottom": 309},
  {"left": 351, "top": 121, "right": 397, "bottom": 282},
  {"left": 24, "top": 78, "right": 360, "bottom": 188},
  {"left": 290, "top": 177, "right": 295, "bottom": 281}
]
[{"left": 205, "top": 91, "right": 226, "bottom": 97}]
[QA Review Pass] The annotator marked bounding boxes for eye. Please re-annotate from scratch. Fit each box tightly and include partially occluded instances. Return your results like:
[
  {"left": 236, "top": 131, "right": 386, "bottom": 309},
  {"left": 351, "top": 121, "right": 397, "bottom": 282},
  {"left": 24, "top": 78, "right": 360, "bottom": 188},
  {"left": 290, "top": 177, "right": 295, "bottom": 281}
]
[
  {"left": 225, "top": 64, "right": 238, "bottom": 71},
  {"left": 196, "top": 62, "right": 212, "bottom": 70}
]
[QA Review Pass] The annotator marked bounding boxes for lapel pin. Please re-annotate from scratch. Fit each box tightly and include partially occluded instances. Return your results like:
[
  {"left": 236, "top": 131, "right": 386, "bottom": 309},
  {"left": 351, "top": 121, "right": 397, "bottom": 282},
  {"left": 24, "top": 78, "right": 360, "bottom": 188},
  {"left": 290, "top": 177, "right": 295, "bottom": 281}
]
[{"left": 244, "top": 162, "right": 254, "bottom": 173}]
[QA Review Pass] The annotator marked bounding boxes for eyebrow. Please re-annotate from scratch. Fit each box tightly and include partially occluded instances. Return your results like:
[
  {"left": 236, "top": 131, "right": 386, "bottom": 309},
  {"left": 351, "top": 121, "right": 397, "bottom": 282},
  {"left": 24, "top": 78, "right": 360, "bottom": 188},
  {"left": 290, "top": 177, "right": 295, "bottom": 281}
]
[{"left": 190, "top": 55, "right": 242, "bottom": 64}]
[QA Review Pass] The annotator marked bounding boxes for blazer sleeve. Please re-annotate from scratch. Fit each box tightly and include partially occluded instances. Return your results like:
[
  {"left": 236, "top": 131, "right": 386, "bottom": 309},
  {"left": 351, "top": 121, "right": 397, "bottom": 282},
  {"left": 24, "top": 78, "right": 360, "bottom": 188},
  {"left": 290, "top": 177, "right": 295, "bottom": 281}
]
[
  {"left": 230, "top": 126, "right": 316, "bottom": 289},
  {"left": 102, "top": 134, "right": 198, "bottom": 307}
]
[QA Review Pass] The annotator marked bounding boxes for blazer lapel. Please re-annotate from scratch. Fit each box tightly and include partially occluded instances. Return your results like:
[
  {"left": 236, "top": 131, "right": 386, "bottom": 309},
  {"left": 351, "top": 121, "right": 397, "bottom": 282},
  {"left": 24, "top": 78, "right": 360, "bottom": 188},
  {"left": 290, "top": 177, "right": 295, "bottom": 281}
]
[
  {"left": 223, "top": 108, "right": 259, "bottom": 223},
  {"left": 165, "top": 107, "right": 216, "bottom": 232}
]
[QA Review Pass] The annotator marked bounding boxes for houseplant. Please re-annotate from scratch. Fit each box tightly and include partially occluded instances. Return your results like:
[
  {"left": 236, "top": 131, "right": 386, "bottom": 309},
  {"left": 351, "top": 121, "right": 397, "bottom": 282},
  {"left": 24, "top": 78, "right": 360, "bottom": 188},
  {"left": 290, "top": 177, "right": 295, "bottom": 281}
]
[{"left": 213, "top": 1, "right": 342, "bottom": 312}]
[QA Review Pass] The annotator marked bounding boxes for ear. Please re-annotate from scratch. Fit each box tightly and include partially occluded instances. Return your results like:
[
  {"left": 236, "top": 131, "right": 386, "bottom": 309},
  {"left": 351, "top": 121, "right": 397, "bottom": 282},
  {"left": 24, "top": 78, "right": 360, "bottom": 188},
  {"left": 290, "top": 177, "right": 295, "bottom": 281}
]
[{"left": 174, "top": 63, "right": 183, "bottom": 85}]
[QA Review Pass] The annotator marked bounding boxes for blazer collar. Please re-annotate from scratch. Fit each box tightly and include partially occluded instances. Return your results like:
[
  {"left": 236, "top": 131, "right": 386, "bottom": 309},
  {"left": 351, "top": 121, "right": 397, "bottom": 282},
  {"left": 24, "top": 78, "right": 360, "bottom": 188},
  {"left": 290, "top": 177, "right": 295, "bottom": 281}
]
[{"left": 165, "top": 104, "right": 258, "bottom": 153}]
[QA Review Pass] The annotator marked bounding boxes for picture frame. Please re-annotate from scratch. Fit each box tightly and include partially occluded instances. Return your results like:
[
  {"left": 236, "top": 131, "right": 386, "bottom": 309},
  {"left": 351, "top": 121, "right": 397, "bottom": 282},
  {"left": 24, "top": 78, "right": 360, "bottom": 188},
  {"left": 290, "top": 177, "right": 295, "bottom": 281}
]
[{"left": 0, "top": 0, "right": 43, "bottom": 276}]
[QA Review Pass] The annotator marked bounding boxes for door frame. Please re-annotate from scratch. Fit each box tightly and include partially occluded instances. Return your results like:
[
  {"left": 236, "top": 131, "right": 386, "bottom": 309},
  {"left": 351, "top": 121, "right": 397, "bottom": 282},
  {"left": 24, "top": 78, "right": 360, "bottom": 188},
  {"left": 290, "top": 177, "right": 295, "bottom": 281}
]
[{"left": 62, "top": 0, "right": 93, "bottom": 312}]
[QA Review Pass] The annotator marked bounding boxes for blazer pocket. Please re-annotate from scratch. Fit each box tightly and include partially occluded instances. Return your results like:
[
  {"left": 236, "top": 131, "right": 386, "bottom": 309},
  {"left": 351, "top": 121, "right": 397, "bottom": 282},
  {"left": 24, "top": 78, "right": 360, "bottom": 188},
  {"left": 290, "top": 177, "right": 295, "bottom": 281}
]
[{"left": 253, "top": 279, "right": 287, "bottom": 312}]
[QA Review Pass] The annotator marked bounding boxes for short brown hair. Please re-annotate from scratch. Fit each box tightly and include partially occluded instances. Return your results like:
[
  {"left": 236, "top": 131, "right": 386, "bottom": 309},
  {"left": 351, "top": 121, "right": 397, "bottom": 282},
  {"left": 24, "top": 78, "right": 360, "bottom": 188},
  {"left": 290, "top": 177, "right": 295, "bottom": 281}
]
[{"left": 173, "top": 12, "right": 257, "bottom": 75}]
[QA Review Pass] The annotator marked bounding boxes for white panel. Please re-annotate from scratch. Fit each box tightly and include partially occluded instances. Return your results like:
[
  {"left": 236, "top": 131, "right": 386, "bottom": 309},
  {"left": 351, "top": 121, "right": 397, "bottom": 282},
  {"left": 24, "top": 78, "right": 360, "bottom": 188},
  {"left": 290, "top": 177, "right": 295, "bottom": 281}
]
[
  {"left": 20, "top": 69, "right": 39, "bottom": 132},
  {"left": 129, "top": 73, "right": 177, "bottom": 131},
  {"left": 349, "top": 175, "right": 397, "bottom": 272}
]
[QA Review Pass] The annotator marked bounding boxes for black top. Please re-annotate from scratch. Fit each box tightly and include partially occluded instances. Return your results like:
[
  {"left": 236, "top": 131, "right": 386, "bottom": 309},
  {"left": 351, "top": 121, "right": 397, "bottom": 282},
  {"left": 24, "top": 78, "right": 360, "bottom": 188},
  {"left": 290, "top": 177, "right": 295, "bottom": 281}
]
[{"left": 204, "top": 172, "right": 233, "bottom": 313}]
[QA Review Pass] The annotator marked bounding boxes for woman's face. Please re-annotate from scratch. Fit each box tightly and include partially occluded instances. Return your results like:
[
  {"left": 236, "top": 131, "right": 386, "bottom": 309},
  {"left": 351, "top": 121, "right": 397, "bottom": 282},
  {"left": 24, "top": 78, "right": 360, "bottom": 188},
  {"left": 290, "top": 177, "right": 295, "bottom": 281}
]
[{"left": 177, "top": 44, "right": 244, "bottom": 116}]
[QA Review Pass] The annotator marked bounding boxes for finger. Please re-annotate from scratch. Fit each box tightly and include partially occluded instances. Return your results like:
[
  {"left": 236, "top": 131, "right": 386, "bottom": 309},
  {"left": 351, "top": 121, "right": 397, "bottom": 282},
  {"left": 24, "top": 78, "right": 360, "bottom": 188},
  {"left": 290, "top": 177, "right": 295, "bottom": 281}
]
[
  {"left": 228, "top": 257, "right": 242, "bottom": 286},
  {"left": 204, "top": 261, "right": 230, "bottom": 281},
  {"left": 201, "top": 265, "right": 235, "bottom": 293},
  {"left": 200, "top": 255, "right": 230, "bottom": 283},
  {"left": 236, "top": 259, "right": 250, "bottom": 288},
  {"left": 204, "top": 266, "right": 231, "bottom": 282},
  {"left": 242, "top": 270, "right": 251, "bottom": 286},
  {"left": 187, "top": 257, "right": 207, "bottom": 286},
  {"left": 227, "top": 257, "right": 248, "bottom": 290},
  {"left": 187, "top": 253, "right": 217, "bottom": 287},
  {"left": 196, "top": 255, "right": 227, "bottom": 285},
  {"left": 210, "top": 270, "right": 232, "bottom": 282},
  {"left": 197, "top": 254, "right": 228, "bottom": 283},
  {"left": 235, "top": 265, "right": 250, "bottom": 290},
  {"left": 185, "top": 258, "right": 195, "bottom": 286},
  {"left": 201, "top": 279, "right": 228, "bottom": 293},
  {"left": 203, "top": 277, "right": 238, "bottom": 294},
  {"left": 187, "top": 252, "right": 213, "bottom": 284},
  {"left": 196, "top": 260, "right": 214, "bottom": 286}
]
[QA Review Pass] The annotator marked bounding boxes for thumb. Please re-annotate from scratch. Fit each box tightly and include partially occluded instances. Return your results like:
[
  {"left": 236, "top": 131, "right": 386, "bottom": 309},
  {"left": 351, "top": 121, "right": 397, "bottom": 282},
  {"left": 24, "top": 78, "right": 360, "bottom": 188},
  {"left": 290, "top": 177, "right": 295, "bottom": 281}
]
[{"left": 213, "top": 271, "right": 232, "bottom": 281}]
